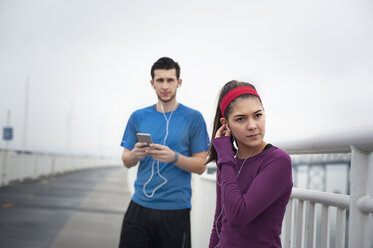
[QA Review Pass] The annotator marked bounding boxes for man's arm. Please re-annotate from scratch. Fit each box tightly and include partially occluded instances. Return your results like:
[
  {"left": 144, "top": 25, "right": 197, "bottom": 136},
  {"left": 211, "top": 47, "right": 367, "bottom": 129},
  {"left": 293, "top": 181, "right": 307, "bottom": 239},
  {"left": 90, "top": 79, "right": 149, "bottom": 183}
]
[
  {"left": 174, "top": 151, "right": 207, "bottom": 175},
  {"left": 147, "top": 144, "right": 207, "bottom": 174},
  {"left": 121, "top": 149, "right": 138, "bottom": 168},
  {"left": 121, "top": 142, "right": 149, "bottom": 168}
]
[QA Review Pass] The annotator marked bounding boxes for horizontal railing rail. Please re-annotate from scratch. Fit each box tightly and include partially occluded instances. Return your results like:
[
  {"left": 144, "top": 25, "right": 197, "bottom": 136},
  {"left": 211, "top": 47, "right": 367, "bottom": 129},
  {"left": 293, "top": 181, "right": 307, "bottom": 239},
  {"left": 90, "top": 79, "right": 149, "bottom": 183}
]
[{"left": 290, "top": 187, "right": 350, "bottom": 208}]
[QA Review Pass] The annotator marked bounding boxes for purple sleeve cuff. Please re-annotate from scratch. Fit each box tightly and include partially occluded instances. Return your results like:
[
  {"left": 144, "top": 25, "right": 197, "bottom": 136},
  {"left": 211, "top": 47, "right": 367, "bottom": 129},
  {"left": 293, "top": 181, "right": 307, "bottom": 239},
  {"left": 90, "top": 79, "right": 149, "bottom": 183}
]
[{"left": 212, "top": 136, "right": 235, "bottom": 167}]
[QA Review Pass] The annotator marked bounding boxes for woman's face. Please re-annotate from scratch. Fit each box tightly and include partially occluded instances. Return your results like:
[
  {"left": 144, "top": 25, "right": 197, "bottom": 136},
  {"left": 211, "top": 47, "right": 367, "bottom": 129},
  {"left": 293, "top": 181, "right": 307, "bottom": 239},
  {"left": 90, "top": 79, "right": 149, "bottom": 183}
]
[{"left": 225, "top": 97, "right": 266, "bottom": 151}]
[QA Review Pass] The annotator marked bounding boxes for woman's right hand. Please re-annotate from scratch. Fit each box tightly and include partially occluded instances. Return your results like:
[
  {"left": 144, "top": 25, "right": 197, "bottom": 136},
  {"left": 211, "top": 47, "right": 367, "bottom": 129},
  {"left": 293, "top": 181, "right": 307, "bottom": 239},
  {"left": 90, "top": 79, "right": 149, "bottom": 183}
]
[
  {"left": 212, "top": 124, "right": 235, "bottom": 167},
  {"left": 215, "top": 124, "right": 231, "bottom": 139}
]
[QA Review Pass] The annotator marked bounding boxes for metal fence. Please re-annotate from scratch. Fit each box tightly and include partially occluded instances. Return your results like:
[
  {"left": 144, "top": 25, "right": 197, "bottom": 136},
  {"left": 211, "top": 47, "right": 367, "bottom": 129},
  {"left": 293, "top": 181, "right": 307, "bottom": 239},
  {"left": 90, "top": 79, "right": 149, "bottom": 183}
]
[
  {"left": 189, "top": 126, "right": 373, "bottom": 248},
  {"left": 277, "top": 128, "right": 373, "bottom": 248},
  {"left": 0, "top": 149, "right": 121, "bottom": 186}
]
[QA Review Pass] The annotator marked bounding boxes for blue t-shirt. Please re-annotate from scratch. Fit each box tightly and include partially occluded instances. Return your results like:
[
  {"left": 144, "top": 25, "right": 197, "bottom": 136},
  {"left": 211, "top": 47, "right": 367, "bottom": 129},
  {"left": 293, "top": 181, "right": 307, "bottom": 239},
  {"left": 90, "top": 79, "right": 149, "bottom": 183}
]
[{"left": 121, "top": 103, "right": 210, "bottom": 210}]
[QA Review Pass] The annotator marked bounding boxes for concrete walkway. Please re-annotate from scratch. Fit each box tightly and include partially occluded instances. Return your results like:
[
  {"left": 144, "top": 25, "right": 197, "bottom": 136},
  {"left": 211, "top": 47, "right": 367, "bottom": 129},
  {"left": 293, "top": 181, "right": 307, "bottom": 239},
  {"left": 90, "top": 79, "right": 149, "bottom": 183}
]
[{"left": 0, "top": 166, "right": 131, "bottom": 248}]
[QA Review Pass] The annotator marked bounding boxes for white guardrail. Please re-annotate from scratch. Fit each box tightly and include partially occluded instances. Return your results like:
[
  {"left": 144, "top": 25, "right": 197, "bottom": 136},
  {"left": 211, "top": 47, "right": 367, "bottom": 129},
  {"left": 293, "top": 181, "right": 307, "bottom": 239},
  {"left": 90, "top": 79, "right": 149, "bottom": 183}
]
[
  {"left": 190, "top": 126, "right": 373, "bottom": 248},
  {"left": 0, "top": 149, "right": 122, "bottom": 186}
]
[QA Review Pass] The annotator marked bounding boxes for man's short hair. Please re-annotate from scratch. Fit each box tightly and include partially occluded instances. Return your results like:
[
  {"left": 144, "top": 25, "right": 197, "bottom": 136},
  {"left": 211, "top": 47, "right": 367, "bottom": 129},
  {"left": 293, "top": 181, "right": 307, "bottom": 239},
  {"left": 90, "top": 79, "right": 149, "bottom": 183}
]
[{"left": 151, "top": 57, "right": 181, "bottom": 79}]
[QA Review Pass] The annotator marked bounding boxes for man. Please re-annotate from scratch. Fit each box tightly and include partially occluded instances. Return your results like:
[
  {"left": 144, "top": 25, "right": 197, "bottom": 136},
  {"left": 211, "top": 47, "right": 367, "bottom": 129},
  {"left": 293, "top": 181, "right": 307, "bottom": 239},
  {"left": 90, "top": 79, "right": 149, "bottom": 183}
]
[{"left": 119, "top": 57, "right": 210, "bottom": 248}]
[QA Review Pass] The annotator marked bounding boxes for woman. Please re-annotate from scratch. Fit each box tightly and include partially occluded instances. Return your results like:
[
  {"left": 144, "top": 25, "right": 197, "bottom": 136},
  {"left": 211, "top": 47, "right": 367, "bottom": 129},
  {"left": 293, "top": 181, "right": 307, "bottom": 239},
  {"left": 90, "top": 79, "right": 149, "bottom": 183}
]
[{"left": 207, "top": 80, "right": 293, "bottom": 248}]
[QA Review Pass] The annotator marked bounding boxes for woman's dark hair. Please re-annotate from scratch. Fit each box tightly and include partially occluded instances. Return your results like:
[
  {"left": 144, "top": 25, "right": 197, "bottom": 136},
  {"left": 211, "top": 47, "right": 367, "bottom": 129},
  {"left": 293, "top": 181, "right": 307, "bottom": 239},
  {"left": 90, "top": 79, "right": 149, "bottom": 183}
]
[
  {"left": 151, "top": 57, "right": 181, "bottom": 79},
  {"left": 205, "top": 80, "right": 261, "bottom": 165}
]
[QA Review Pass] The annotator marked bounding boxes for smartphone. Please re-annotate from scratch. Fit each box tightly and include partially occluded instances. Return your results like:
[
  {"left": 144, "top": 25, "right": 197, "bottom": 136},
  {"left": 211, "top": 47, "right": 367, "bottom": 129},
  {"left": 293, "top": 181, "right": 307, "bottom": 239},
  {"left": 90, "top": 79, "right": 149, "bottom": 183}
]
[{"left": 136, "top": 133, "right": 153, "bottom": 147}]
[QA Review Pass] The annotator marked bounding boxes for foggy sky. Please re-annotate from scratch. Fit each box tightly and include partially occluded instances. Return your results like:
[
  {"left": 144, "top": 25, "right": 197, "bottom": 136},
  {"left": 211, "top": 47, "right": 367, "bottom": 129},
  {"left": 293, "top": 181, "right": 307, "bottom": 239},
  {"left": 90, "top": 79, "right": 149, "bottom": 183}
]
[{"left": 1, "top": 0, "right": 372, "bottom": 157}]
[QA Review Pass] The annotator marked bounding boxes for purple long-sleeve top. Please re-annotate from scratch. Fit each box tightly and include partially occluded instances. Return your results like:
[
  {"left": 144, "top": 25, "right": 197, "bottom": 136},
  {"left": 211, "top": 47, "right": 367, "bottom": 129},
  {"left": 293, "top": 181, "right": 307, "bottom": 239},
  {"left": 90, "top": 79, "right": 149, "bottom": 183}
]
[{"left": 209, "top": 136, "right": 293, "bottom": 248}]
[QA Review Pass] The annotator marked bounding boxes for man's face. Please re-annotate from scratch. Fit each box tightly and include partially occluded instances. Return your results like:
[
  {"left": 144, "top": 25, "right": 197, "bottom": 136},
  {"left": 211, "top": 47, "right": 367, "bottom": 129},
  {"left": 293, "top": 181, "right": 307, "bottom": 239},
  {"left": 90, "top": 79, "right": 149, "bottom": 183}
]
[{"left": 151, "top": 69, "right": 181, "bottom": 103}]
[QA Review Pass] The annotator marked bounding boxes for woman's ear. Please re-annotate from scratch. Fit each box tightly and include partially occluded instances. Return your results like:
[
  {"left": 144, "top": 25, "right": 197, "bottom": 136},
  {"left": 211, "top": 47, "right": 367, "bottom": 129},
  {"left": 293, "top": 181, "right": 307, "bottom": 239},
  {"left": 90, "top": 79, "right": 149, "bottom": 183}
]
[
  {"left": 220, "top": 118, "right": 229, "bottom": 129},
  {"left": 220, "top": 118, "right": 231, "bottom": 131}
]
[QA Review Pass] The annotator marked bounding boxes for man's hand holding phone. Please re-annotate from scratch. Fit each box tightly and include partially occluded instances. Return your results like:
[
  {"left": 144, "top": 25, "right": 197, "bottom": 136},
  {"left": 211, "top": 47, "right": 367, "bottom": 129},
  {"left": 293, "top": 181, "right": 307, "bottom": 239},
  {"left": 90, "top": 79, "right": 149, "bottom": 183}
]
[
  {"left": 132, "top": 133, "right": 154, "bottom": 160},
  {"left": 134, "top": 133, "right": 176, "bottom": 163},
  {"left": 132, "top": 142, "right": 150, "bottom": 160}
]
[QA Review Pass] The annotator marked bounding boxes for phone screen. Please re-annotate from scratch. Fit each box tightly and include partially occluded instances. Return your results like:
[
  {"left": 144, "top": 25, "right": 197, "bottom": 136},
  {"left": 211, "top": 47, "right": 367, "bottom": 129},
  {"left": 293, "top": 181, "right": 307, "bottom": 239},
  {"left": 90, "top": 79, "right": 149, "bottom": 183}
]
[{"left": 136, "top": 133, "right": 152, "bottom": 146}]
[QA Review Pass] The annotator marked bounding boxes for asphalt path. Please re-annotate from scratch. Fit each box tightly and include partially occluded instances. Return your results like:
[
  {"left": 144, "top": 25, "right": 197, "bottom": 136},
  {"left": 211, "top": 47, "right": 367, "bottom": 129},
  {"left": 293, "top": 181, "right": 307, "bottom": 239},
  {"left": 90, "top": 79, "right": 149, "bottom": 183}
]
[{"left": 0, "top": 166, "right": 130, "bottom": 248}]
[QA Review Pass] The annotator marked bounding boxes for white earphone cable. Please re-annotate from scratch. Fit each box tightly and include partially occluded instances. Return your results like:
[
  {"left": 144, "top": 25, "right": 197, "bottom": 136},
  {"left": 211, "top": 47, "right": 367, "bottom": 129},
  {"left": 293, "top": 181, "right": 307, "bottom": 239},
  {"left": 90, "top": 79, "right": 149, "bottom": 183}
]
[{"left": 143, "top": 102, "right": 175, "bottom": 198}]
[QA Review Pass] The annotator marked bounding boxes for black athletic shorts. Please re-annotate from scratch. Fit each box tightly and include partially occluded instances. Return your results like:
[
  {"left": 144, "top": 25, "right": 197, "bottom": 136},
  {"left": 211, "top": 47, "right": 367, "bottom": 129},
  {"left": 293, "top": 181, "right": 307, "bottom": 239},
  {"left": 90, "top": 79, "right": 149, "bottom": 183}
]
[{"left": 119, "top": 200, "right": 191, "bottom": 248}]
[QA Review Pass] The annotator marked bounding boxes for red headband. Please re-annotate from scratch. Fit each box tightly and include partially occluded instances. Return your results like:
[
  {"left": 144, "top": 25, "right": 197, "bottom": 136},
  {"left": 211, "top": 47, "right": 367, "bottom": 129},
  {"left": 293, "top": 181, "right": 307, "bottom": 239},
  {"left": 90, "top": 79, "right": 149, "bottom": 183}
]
[{"left": 220, "top": 86, "right": 261, "bottom": 117}]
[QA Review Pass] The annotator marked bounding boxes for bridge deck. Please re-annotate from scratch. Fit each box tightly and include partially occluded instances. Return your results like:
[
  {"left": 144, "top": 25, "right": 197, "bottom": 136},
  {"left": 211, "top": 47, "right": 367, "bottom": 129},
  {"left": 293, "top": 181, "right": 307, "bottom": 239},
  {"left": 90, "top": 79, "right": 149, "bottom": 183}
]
[{"left": 0, "top": 166, "right": 130, "bottom": 248}]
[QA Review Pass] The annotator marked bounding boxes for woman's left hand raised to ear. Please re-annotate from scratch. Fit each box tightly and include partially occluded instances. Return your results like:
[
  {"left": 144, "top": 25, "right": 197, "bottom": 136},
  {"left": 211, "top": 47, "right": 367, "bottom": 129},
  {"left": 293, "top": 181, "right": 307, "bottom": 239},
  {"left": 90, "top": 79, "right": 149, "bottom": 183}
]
[{"left": 215, "top": 124, "right": 231, "bottom": 139}]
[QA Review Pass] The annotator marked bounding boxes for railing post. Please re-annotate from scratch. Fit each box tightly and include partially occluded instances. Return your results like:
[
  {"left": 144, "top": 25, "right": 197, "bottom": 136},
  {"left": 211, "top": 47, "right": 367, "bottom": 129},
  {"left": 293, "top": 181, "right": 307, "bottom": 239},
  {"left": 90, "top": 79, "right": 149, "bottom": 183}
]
[
  {"left": 306, "top": 202, "right": 316, "bottom": 248},
  {"left": 295, "top": 200, "right": 305, "bottom": 248},
  {"left": 284, "top": 199, "right": 294, "bottom": 248},
  {"left": 348, "top": 146, "right": 373, "bottom": 248},
  {"left": 0, "top": 150, "right": 3, "bottom": 185},
  {"left": 1, "top": 148, "right": 9, "bottom": 186}
]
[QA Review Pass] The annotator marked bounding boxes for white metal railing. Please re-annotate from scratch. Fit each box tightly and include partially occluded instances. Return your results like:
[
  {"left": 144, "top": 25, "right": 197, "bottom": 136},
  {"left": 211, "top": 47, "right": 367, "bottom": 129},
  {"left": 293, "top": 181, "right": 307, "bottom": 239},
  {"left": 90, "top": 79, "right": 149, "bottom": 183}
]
[
  {"left": 0, "top": 149, "right": 122, "bottom": 186},
  {"left": 188, "top": 125, "right": 373, "bottom": 248},
  {"left": 283, "top": 188, "right": 350, "bottom": 248},
  {"left": 277, "top": 126, "right": 373, "bottom": 248}
]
